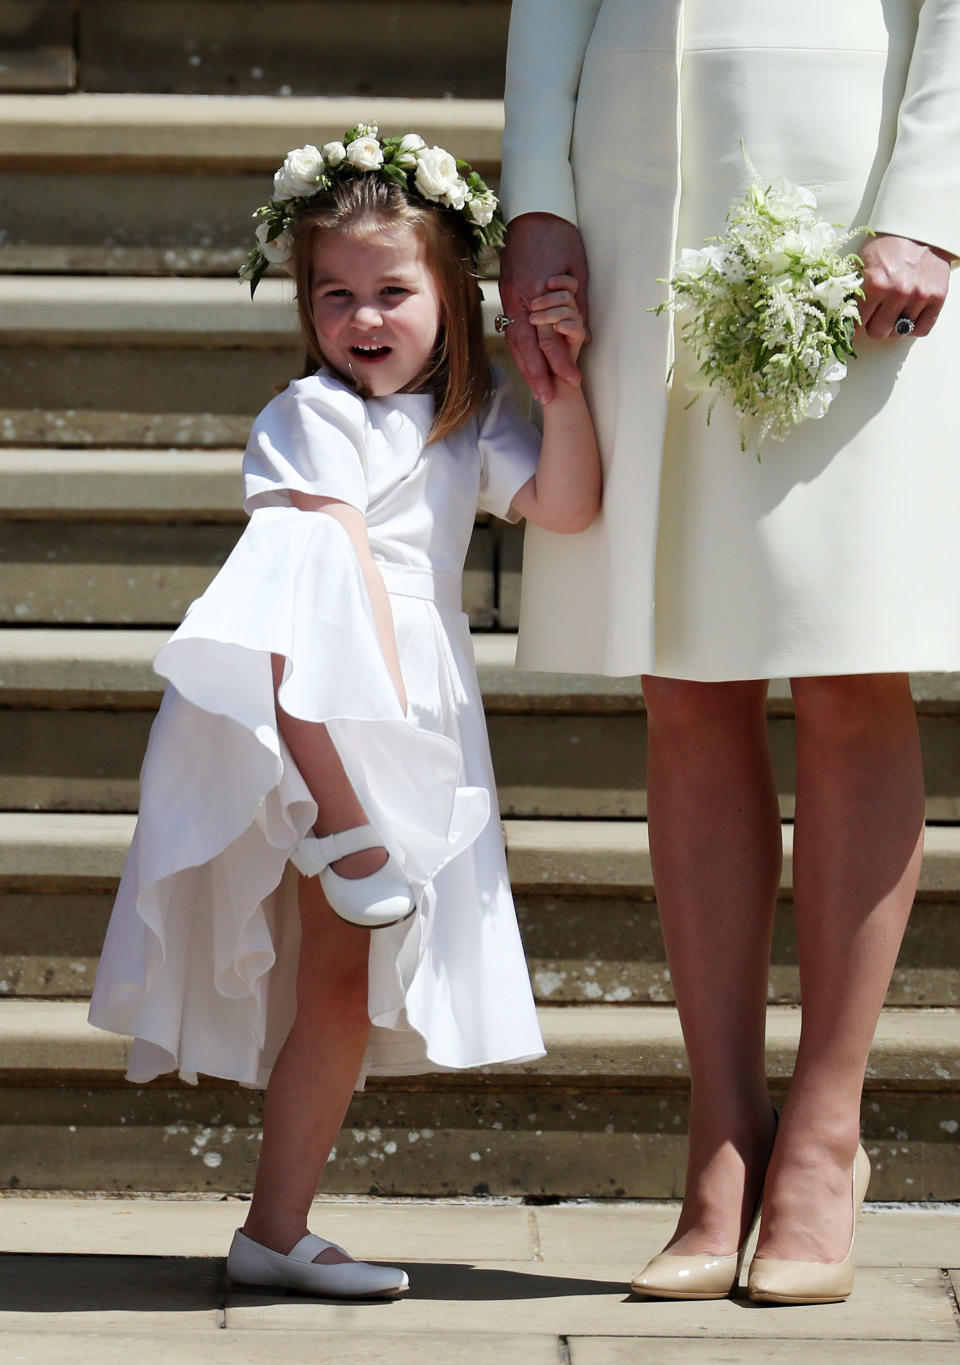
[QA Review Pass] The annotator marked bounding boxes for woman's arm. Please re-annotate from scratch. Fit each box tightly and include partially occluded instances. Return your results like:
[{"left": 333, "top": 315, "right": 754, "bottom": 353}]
[
  {"left": 858, "top": 1, "right": 960, "bottom": 338},
  {"left": 507, "top": 277, "right": 601, "bottom": 534},
  {"left": 869, "top": 0, "right": 960, "bottom": 263},
  {"left": 499, "top": 0, "right": 601, "bottom": 404},
  {"left": 500, "top": 0, "right": 602, "bottom": 225},
  {"left": 290, "top": 492, "right": 407, "bottom": 712}
]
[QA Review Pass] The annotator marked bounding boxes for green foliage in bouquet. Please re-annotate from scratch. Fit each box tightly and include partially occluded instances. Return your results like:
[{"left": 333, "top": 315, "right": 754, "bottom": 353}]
[{"left": 656, "top": 148, "right": 868, "bottom": 455}]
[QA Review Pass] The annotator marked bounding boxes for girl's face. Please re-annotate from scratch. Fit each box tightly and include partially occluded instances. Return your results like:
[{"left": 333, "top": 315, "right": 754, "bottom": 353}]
[{"left": 309, "top": 224, "right": 442, "bottom": 397}]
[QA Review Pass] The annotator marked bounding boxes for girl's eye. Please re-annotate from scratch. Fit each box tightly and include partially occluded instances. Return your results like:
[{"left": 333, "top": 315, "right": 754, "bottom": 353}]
[{"left": 382, "top": 286, "right": 409, "bottom": 297}]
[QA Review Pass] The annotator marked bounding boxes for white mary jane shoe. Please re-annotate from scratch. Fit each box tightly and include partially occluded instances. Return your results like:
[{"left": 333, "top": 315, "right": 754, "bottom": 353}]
[
  {"left": 227, "top": 1228, "right": 409, "bottom": 1298},
  {"left": 290, "top": 823, "right": 415, "bottom": 929}
]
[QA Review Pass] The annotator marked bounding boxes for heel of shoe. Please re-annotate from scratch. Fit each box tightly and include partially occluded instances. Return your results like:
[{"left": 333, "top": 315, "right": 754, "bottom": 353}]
[{"left": 747, "top": 1142, "right": 870, "bottom": 1305}]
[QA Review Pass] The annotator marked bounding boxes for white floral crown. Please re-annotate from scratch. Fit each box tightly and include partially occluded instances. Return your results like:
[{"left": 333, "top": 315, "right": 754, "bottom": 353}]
[{"left": 240, "top": 121, "right": 504, "bottom": 295}]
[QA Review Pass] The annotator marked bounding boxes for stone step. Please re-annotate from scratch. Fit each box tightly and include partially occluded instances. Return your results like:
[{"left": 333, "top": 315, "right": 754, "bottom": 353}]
[
  {"left": 0, "top": 997, "right": 957, "bottom": 1198},
  {"left": 0, "top": 1, "right": 75, "bottom": 94},
  {"left": 72, "top": 1, "right": 511, "bottom": 100},
  {"left": 1, "top": 813, "right": 958, "bottom": 1008},
  {"left": 2, "top": 630, "right": 959, "bottom": 821},
  {"left": 0, "top": 275, "right": 510, "bottom": 446},
  {"left": 0, "top": 93, "right": 504, "bottom": 274},
  {"left": 0, "top": 2, "right": 510, "bottom": 100},
  {"left": 0, "top": 514, "right": 514, "bottom": 627}
]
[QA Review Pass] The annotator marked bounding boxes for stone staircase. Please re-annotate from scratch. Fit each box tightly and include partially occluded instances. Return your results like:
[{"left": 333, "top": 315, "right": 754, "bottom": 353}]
[{"left": 2, "top": 1, "right": 958, "bottom": 1202}]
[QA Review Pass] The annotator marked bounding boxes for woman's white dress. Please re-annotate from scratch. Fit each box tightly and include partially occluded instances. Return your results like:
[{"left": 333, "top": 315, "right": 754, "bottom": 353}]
[
  {"left": 502, "top": 0, "right": 960, "bottom": 680},
  {"left": 88, "top": 369, "right": 546, "bottom": 1087}
]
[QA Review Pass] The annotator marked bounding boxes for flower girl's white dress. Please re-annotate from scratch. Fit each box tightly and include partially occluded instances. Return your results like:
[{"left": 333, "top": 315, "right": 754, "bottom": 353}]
[{"left": 89, "top": 369, "right": 546, "bottom": 1087}]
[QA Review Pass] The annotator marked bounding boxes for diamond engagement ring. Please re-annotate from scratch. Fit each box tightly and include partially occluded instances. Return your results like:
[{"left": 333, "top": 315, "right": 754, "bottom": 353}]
[
  {"left": 494, "top": 314, "right": 514, "bottom": 333},
  {"left": 894, "top": 315, "right": 916, "bottom": 336}
]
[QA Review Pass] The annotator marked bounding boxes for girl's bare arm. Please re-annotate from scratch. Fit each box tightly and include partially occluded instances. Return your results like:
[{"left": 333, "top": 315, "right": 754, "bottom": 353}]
[{"left": 508, "top": 275, "right": 601, "bottom": 534}]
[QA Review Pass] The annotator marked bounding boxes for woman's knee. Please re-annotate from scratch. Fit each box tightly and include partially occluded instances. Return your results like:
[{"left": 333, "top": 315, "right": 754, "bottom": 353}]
[
  {"left": 641, "top": 675, "right": 769, "bottom": 733},
  {"left": 790, "top": 673, "right": 914, "bottom": 744}
]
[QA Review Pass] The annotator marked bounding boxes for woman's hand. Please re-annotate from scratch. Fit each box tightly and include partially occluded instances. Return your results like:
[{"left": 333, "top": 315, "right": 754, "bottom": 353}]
[
  {"left": 528, "top": 274, "right": 588, "bottom": 374},
  {"left": 857, "top": 233, "right": 953, "bottom": 339},
  {"left": 499, "top": 212, "right": 589, "bottom": 405}
]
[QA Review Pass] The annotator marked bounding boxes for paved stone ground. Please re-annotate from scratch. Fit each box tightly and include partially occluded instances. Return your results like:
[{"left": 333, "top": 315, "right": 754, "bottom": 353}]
[{"left": 2, "top": 1195, "right": 959, "bottom": 1362}]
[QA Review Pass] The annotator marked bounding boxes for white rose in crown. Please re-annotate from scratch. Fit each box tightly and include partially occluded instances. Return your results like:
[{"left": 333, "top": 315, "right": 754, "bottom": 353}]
[
  {"left": 396, "top": 133, "right": 427, "bottom": 169},
  {"left": 273, "top": 145, "right": 325, "bottom": 201},
  {"left": 444, "top": 178, "right": 470, "bottom": 211},
  {"left": 255, "top": 220, "right": 294, "bottom": 264},
  {"left": 322, "top": 141, "right": 346, "bottom": 167},
  {"left": 415, "top": 146, "right": 460, "bottom": 201},
  {"left": 345, "top": 136, "right": 384, "bottom": 171},
  {"left": 466, "top": 193, "right": 497, "bottom": 227}
]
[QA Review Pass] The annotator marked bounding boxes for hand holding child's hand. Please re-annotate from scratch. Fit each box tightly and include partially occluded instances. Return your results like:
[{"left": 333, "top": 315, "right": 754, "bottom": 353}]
[{"left": 528, "top": 276, "right": 589, "bottom": 386}]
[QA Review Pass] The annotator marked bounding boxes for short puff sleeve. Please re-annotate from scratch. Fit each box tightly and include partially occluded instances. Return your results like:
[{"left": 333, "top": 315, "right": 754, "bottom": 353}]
[
  {"left": 477, "top": 368, "right": 542, "bottom": 522},
  {"left": 242, "top": 373, "right": 369, "bottom": 515}
]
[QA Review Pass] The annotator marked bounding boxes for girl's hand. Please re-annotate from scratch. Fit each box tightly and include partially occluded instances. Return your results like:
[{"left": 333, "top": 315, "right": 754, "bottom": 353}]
[
  {"left": 499, "top": 214, "right": 589, "bottom": 405},
  {"left": 528, "top": 275, "right": 589, "bottom": 383},
  {"left": 857, "top": 233, "right": 953, "bottom": 339}
]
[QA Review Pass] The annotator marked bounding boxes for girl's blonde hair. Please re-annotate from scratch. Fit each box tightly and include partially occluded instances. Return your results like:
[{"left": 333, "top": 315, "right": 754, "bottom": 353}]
[{"left": 292, "top": 176, "right": 491, "bottom": 443}]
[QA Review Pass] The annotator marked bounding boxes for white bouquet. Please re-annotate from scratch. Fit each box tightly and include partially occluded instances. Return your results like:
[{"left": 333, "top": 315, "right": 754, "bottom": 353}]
[{"left": 656, "top": 149, "right": 867, "bottom": 455}]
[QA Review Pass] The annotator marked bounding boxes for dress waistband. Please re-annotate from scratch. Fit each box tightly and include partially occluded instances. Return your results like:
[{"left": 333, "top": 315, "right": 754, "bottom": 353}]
[{"left": 376, "top": 561, "right": 462, "bottom": 611}]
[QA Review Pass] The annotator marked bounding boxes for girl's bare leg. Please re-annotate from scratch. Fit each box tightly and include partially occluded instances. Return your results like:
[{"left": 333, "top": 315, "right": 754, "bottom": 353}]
[
  {"left": 242, "top": 877, "right": 371, "bottom": 1262},
  {"left": 756, "top": 672, "right": 924, "bottom": 1263},
  {"left": 272, "top": 655, "right": 386, "bottom": 880},
  {"left": 642, "top": 676, "right": 782, "bottom": 1255},
  {"left": 241, "top": 661, "right": 383, "bottom": 1263}
]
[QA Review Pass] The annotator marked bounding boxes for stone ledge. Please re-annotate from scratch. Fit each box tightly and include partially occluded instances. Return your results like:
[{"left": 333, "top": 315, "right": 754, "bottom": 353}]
[
  {"left": 0, "top": 274, "right": 505, "bottom": 346},
  {"left": 2, "top": 998, "right": 959, "bottom": 1086},
  {"left": 3, "top": 812, "right": 960, "bottom": 897},
  {"left": 0, "top": 449, "right": 243, "bottom": 516},
  {"left": 2, "top": 630, "right": 959, "bottom": 714},
  {"left": 0, "top": 93, "right": 504, "bottom": 166}
]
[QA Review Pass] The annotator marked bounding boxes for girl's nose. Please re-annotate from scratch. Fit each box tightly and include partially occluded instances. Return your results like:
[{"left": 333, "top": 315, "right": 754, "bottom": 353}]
[{"left": 353, "top": 303, "right": 384, "bottom": 328}]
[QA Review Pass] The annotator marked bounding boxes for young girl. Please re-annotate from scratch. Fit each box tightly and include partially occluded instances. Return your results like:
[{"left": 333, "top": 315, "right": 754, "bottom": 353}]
[{"left": 88, "top": 123, "right": 600, "bottom": 1298}]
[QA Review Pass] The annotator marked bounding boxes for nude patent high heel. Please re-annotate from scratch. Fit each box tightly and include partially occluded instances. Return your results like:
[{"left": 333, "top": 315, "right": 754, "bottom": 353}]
[
  {"left": 290, "top": 823, "right": 415, "bottom": 929},
  {"left": 631, "top": 1110, "right": 778, "bottom": 1300},
  {"left": 630, "top": 1198, "right": 762, "bottom": 1300},
  {"left": 747, "top": 1143, "right": 871, "bottom": 1305}
]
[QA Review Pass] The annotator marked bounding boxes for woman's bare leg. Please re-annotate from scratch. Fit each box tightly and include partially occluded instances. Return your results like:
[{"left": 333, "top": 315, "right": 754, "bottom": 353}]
[
  {"left": 756, "top": 672, "right": 924, "bottom": 1263},
  {"left": 642, "top": 676, "right": 782, "bottom": 1255},
  {"left": 242, "top": 878, "right": 371, "bottom": 1262}
]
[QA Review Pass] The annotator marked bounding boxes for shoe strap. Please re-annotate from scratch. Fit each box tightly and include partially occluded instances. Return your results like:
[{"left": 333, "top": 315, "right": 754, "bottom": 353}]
[
  {"left": 316, "top": 824, "right": 382, "bottom": 861},
  {"left": 291, "top": 824, "right": 382, "bottom": 876},
  {"left": 287, "top": 1233, "right": 344, "bottom": 1263}
]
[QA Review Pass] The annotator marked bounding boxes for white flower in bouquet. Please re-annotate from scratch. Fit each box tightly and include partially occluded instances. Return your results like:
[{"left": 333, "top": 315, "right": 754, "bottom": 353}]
[{"left": 656, "top": 147, "right": 868, "bottom": 455}]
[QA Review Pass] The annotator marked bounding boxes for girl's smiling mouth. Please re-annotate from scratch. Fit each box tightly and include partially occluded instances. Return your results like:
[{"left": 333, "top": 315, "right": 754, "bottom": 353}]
[{"left": 351, "top": 343, "right": 392, "bottom": 361}]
